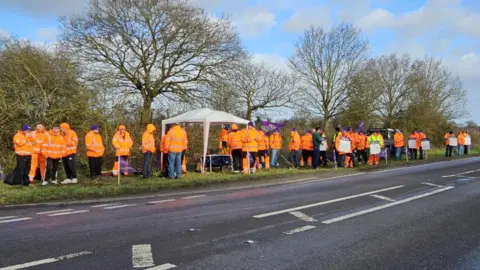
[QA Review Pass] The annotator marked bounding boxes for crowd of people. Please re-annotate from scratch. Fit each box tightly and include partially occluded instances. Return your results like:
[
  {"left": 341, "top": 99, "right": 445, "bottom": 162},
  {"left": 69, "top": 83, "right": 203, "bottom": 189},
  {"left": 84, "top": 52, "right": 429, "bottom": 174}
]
[{"left": 9, "top": 121, "right": 472, "bottom": 186}]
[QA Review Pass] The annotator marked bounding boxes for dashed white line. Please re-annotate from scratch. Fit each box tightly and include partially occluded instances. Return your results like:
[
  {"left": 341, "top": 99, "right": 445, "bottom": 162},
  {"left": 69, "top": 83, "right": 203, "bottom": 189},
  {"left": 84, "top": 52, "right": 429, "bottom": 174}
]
[
  {"left": 0, "top": 217, "right": 32, "bottom": 224},
  {"left": 36, "top": 209, "right": 75, "bottom": 215},
  {"left": 322, "top": 186, "right": 455, "bottom": 224},
  {"left": 289, "top": 211, "right": 317, "bottom": 222},
  {"left": 181, "top": 195, "right": 206, "bottom": 200},
  {"left": 48, "top": 210, "right": 90, "bottom": 217},
  {"left": 283, "top": 225, "right": 316, "bottom": 235},
  {"left": 253, "top": 185, "right": 405, "bottom": 218},
  {"left": 0, "top": 251, "right": 92, "bottom": 270},
  {"left": 0, "top": 216, "right": 17, "bottom": 220},
  {"left": 132, "top": 244, "right": 155, "bottom": 268},
  {"left": 421, "top": 182, "right": 444, "bottom": 188},
  {"left": 370, "top": 194, "right": 395, "bottom": 202},
  {"left": 145, "top": 263, "right": 177, "bottom": 270},
  {"left": 90, "top": 203, "right": 120, "bottom": 208},
  {"left": 103, "top": 204, "right": 137, "bottom": 209},
  {"left": 148, "top": 199, "right": 176, "bottom": 204},
  {"left": 462, "top": 171, "right": 475, "bottom": 174},
  {"left": 442, "top": 175, "right": 455, "bottom": 178}
]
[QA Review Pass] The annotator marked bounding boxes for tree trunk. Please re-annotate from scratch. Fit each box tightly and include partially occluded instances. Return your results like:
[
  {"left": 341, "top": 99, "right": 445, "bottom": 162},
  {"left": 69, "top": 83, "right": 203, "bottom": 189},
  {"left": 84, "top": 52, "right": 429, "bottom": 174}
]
[
  {"left": 246, "top": 108, "right": 252, "bottom": 121},
  {"left": 141, "top": 97, "right": 153, "bottom": 126}
]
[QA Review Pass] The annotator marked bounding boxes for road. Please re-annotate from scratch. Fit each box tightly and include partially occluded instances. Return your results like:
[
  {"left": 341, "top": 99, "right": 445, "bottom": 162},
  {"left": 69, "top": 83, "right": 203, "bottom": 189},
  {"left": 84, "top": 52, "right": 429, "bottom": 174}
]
[{"left": 1, "top": 157, "right": 480, "bottom": 270}]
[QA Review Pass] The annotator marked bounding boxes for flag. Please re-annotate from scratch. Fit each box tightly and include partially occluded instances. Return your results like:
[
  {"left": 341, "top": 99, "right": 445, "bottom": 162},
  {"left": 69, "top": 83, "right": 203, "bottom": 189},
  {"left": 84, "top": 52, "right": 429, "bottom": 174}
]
[
  {"left": 119, "top": 156, "right": 137, "bottom": 174},
  {"left": 261, "top": 121, "right": 286, "bottom": 132},
  {"left": 358, "top": 120, "right": 364, "bottom": 131}
]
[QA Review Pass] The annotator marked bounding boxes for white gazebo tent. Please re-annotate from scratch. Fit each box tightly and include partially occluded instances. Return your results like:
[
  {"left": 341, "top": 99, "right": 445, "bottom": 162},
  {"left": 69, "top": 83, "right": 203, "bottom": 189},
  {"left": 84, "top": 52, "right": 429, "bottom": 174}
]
[{"left": 161, "top": 108, "right": 250, "bottom": 174}]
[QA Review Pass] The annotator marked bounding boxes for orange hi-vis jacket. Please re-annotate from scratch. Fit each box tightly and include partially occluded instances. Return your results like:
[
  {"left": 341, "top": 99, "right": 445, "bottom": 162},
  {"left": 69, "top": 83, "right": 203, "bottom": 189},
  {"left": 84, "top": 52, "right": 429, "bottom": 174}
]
[
  {"left": 289, "top": 131, "right": 301, "bottom": 151},
  {"left": 14, "top": 131, "right": 33, "bottom": 156},
  {"left": 356, "top": 134, "right": 367, "bottom": 150},
  {"left": 60, "top": 123, "right": 78, "bottom": 157},
  {"left": 394, "top": 132, "right": 404, "bottom": 148},
  {"left": 112, "top": 130, "right": 133, "bottom": 156},
  {"left": 182, "top": 127, "right": 188, "bottom": 151},
  {"left": 241, "top": 128, "right": 259, "bottom": 152},
  {"left": 417, "top": 132, "right": 426, "bottom": 148},
  {"left": 228, "top": 130, "right": 243, "bottom": 151},
  {"left": 160, "top": 136, "right": 168, "bottom": 154},
  {"left": 85, "top": 131, "right": 105, "bottom": 158},
  {"left": 142, "top": 124, "right": 156, "bottom": 153},
  {"left": 300, "top": 133, "right": 313, "bottom": 151},
  {"left": 347, "top": 132, "right": 356, "bottom": 151},
  {"left": 269, "top": 132, "right": 283, "bottom": 150},
  {"left": 458, "top": 132, "right": 465, "bottom": 145},
  {"left": 409, "top": 133, "right": 419, "bottom": 150},
  {"left": 42, "top": 131, "right": 66, "bottom": 159},
  {"left": 165, "top": 125, "right": 188, "bottom": 153},
  {"left": 257, "top": 130, "right": 269, "bottom": 151},
  {"left": 30, "top": 130, "right": 47, "bottom": 154},
  {"left": 219, "top": 129, "right": 229, "bottom": 149}
]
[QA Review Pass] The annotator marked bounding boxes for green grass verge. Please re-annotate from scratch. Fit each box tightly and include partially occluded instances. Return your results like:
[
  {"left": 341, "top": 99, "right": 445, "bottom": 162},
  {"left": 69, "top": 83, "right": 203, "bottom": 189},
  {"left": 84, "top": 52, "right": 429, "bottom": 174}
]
[{"left": 1, "top": 148, "right": 478, "bottom": 205}]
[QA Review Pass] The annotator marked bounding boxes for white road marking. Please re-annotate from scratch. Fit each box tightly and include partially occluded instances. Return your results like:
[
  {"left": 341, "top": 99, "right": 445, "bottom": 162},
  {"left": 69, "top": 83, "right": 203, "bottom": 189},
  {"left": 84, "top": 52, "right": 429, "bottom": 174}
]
[
  {"left": 289, "top": 211, "right": 317, "bottom": 222},
  {"left": 253, "top": 185, "right": 405, "bottom": 218},
  {"left": 0, "top": 217, "right": 32, "bottom": 224},
  {"left": 283, "top": 225, "right": 316, "bottom": 235},
  {"left": 36, "top": 209, "right": 74, "bottom": 215},
  {"left": 462, "top": 171, "right": 475, "bottom": 174},
  {"left": 132, "top": 244, "right": 155, "bottom": 268},
  {"left": 0, "top": 216, "right": 17, "bottom": 220},
  {"left": 145, "top": 263, "right": 177, "bottom": 270},
  {"left": 442, "top": 175, "right": 456, "bottom": 178},
  {"left": 421, "top": 182, "right": 444, "bottom": 188},
  {"left": 291, "top": 173, "right": 366, "bottom": 186},
  {"left": 322, "top": 186, "right": 454, "bottom": 224},
  {"left": 90, "top": 203, "right": 120, "bottom": 208},
  {"left": 0, "top": 251, "right": 91, "bottom": 270},
  {"left": 48, "top": 210, "right": 90, "bottom": 217},
  {"left": 476, "top": 169, "right": 480, "bottom": 172},
  {"left": 181, "top": 195, "right": 206, "bottom": 200},
  {"left": 148, "top": 199, "right": 176, "bottom": 204},
  {"left": 370, "top": 194, "right": 395, "bottom": 202},
  {"left": 103, "top": 204, "right": 137, "bottom": 209}
]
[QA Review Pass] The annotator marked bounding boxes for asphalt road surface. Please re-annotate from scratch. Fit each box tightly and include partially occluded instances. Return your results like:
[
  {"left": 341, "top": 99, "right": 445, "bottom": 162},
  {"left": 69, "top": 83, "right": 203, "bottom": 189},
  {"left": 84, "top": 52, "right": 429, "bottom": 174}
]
[{"left": 2, "top": 157, "right": 480, "bottom": 270}]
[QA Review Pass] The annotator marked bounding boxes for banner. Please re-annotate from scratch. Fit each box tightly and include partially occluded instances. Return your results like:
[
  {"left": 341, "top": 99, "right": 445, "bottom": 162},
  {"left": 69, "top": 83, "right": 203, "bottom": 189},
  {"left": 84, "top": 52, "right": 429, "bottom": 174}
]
[{"left": 261, "top": 121, "right": 286, "bottom": 132}]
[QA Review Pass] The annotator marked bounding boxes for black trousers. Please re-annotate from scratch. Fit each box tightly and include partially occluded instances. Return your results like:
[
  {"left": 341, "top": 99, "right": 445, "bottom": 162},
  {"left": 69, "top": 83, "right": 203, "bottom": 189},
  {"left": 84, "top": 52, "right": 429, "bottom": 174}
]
[
  {"left": 312, "top": 146, "right": 320, "bottom": 169},
  {"left": 320, "top": 151, "right": 328, "bottom": 167},
  {"left": 231, "top": 149, "right": 242, "bottom": 171},
  {"left": 258, "top": 150, "right": 267, "bottom": 166},
  {"left": 143, "top": 152, "right": 153, "bottom": 178},
  {"left": 14, "top": 154, "right": 31, "bottom": 186},
  {"left": 62, "top": 154, "right": 77, "bottom": 179},
  {"left": 46, "top": 158, "right": 61, "bottom": 182},
  {"left": 242, "top": 151, "right": 257, "bottom": 169},
  {"left": 289, "top": 150, "right": 300, "bottom": 168},
  {"left": 302, "top": 150, "right": 313, "bottom": 165},
  {"left": 357, "top": 149, "right": 367, "bottom": 163},
  {"left": 88, "top": 157, "right": 103, "bottom": 178},
  {"left": 419, "top": 147, "right": 424, "bottom": 160},
  {"left": 162, "top": 153, "right": 169, "bottom": 177},
  {"left": 445, "top": 146, "right": 453, "bottom": 157},
  {"left": 465, "top": 146, "right": 469, "bottom": 155}
]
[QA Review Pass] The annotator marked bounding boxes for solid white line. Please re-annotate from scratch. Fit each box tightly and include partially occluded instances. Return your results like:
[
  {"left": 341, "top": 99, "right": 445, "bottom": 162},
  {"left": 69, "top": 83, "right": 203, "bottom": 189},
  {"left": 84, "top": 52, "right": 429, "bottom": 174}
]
[
  {"left": 322, "top": 186, "right": 455, "bottom": 224},
  {"left": 289, "top": 211, "right": 317, "bottom": 222},
  {"left": 253, "top": 185, "right": 405, "bottom": 218},
  {"left": 36, "top": 209, "right": 74, "bottom": 215},
  {"left": 0, "top": 251, "right": 92, "bottom": 270},
  {"left": 0, "top": 217, "right": 32, "bottom": 224},
  {"left": 181, "top": 195, "right": 206, "bottom": 200},
  {"left": 48, "top": 210, "right": 90, "bottom": 217},
  {"left": 149, "top": 199, "right": 176, "bottom": 204},
  {"left": 283, "top": 225, "right": 316, "bottom": 235},
  {"left": 476, "top": 169, "right": 480, "bottom": 172},
  {"left": 421, "top": 182, "right": 444, "bottom": 188},
  {"left": 461, "top": 171, "right": 475, "bottom": 174},
  {"left": 132, "top": 244, "right": 154, "bottom": 268},
  {"left": 442, "top": 175, "right": 455, "bottom": 178},
  {"left": 145, "top": 263, "right": 177, "bottom": 270},
  {"left": 90, "top": 203, "right": 120, "bottom": 208},
  {"left": 103, "top": 204, "right": 137, "bottom": 209},
  {"left": 370, "top": 194, "right": 395, "bottom": 202},
  {"left": 0, "top": 216, "right": 17, "bottom": 220}
]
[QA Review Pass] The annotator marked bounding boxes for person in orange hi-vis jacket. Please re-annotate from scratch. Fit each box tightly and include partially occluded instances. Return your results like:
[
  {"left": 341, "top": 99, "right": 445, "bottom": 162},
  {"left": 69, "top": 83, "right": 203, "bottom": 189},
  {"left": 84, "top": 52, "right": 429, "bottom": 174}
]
[
  {"left": 393, "top": 129, "right": 404, "bottom": 161},
  {"left": 241, "top": 122, "right": 259, "bottom": 174},
  {"left": 59, "top": 123, "right": 78, "bottom": 184},
  {"left": 269, "top": 129, "right": 282, "bottom": 168},
  {"left": 142, "top": 124, "right": 156, "bottom": 178},
  {"left": 29, "top": 124, "right": 47, "bottom": 183},
  {"left": 228, "top": 124, "right": 243, "bottom": 173},
  {"left": 300, "top": 130, "right": 314, "bottom": 167},
  {"left": 417, "top": 130, "right": 426, "bottom": 160},
  {"left": 42, "top": 126, "right": 66, "bottom": 186},
  {"left": 289, "top": 128, "right": 301, "bottom": 168},
  {"left": 408, "top": 130, "right": 419, "bottom": 160},
  {"left": 257, "top": 129, "right": 270, "bottom": 169},
  {"left": 165, "top": 123, "right": 187, "bottom": 179},
  {"left": 13, "top": 124, "right": 33, "bottom": 186},
  {"left": 85, "top": 125, "right": 105, "bottom": 179},
  {"left": 457, "top": 131, "right": 465, "bottom": 156},
  {"left": 336, "top": 129, "right": 353, "bottom": 168},
  {"left": 444, "top": 130, "right": 455, "bottom": 157},
  {"left": 112, "top": 125, "right": 133, "bottom": 176},
  {"left": 219, "top": 126, "right": 230, "bottom": 155},
  {"left": 355, "top": 130, "right": 367, "bottom": 164}
]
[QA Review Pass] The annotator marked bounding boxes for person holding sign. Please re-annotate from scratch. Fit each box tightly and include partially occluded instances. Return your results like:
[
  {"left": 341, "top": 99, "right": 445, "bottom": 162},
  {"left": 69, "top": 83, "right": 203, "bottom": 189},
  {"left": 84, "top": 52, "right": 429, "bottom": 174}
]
[
  {"left": 394, "top": 129, "right": 404, "bottom": 161},
  {"left": 417, "top": 130, "right": 427, "bottom": 160},
  {"left": 408, "top": 131, "right": 419, "bottom": 160},
  {"left": 335, "top": 129, "right": 353, "bottom": 168},
  {"left": 444, "top": 131, "right": 455, "bottom": 157},
  {"left": 367, "top": 129, "right": 384, "bottom": 166},
  {"left": 356, "top": 131, "right": 367, "bottom": 164}
]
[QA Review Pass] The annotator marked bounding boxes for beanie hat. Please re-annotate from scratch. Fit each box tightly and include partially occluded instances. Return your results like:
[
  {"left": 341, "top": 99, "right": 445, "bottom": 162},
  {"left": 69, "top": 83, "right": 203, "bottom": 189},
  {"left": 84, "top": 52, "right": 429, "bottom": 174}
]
[
  {"left": 248, "top": 122, "right": 254, "bottom": 127},
  {"left": 21, "top": 124, "right": 31, "bottom": 131},
  {"left": 91, "top": 125, "right": 99, "bottom": 131}
]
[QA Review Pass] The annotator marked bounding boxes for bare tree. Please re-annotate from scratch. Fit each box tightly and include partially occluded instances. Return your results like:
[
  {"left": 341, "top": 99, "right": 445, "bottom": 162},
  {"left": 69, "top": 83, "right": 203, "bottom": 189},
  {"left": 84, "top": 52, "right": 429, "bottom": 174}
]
[
  {"left": 289, "top": 23, "right": 368, "bottom": 129},
  {"left": 59, "top": 0, "right": 244, "bottom": 125}
]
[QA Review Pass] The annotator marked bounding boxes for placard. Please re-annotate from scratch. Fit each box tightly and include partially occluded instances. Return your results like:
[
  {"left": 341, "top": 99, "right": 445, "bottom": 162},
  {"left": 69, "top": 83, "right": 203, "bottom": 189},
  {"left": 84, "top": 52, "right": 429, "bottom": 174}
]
[
  {"left": 421, "top": 139, "right": 431, "bottom": 150},
  {"left": 369, "top": 142, "right": 381, "bottom": 155},
  {"left": 408, "top": 139, "right": 417, "bottom": 149},
  {"left": 465, "top": 136, "right": 471, "bottom": 146},
  {"left": 449, "top": 137, "right": 458, "bottom": 147},
  {"left": 339, "top": 139, "right": 351, "bottom": 153},
  {"left": 319, "top": 141, "right": 327, "bottom": 151}
]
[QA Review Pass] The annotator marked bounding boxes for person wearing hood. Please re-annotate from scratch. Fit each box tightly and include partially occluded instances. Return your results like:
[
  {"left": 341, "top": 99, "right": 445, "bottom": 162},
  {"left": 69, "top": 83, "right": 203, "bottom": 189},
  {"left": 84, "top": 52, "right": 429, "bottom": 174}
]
[
  {"left": 29, "top": 124, "right": 47, "bottom": 183},
  {"left": 417, "top": 130, "right": 426, "bottom": 160},
  {"left": 257, "top": 128, "right": 270, "bottom": 169},
  {"left": 59, "top": 123, "right": 79, "bottom": 184},
  {"left": 219, "top": 126, "right": 230, "bottom": 155},
  {"left": 42, "top": 126, "right": 66, "bottom": 186},
  {"left": 112, "top": 125, "right": 134, "bottom": 176},
  {"left": 241, "top": 122, "right": 259, "bottom": 174},
  {"left": 394, "top": 129, "right": 404, "bottom": 161},
  {"left": 288, "top": 128, "right": 301, "bottom": 169},
  {"left": 165, "top": 123, "right": 187, "bottom": 178},
  {"left": 227, "top": 124, "right": 243, "bottom": 172},
  {"left": 142, "top": 124, "right": 156, "bottom": 178},
  {"left": 13, "top": 124, "right": 33, "bottom": 186},
  {"left": 300, "top": 130, "right": 314, "bottom": 167},
  {"left": 269, "top": 129, "right": 282, "bottom": 168},
  {"left": 444, "top": 130, "right": 455, "bottom": 157},
  {"left": 356, "top": 130, "right": 367, "bottom": 164},
  {"left": 85, "top": 125, "right": 105, "bottom": 179}
]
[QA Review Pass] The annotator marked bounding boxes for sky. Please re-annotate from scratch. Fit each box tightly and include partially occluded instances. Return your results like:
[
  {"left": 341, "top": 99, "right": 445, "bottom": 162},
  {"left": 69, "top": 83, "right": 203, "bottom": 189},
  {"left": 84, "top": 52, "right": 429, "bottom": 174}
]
[{"left": 0, "top": 0, "right": 479, "bottom": 123}]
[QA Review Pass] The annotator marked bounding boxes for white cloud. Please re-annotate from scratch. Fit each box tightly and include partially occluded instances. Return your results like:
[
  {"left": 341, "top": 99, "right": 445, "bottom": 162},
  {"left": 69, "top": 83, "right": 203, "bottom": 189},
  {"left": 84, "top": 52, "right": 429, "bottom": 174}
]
[
  {"left": 36, "top": 27, "right": 58, "bottom": 42},
  {"left": 355, "top": 8, "right": 394, "bottom": 31},
  {"left": 0, "top": 28, "right": 10, "bottom": 38},
  {"left": 283, "top": 5, "right": 331, "bottom": 33},
  {"left": 252, "top": 53, "right": 290, "bottom": 71},
  {"left": 0, "top": 0, "right": 88, "bottom": 18},
  {"left": 233, "top": 6, "right": 276, "bottom": 38}
]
